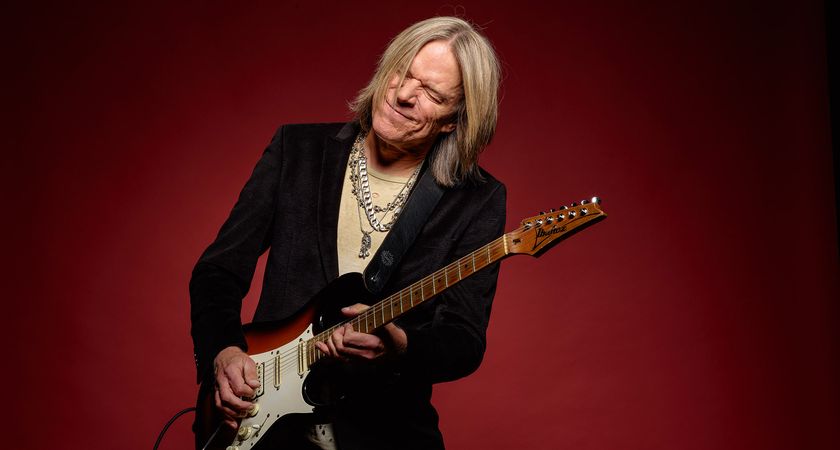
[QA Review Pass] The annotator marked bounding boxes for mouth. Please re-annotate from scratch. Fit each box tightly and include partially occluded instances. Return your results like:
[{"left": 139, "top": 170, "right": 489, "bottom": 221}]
[{"left": 387, "top": 100, "right": 415, "bottom": 122}]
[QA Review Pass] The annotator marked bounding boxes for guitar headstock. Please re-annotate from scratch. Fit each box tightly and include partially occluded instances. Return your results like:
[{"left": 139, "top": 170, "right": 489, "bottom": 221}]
[{"left": 507, "top": 197, "right": 607, "bottom": 256}]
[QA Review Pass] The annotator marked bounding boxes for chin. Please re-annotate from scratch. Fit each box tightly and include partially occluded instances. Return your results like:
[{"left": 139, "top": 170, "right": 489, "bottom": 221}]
[{"left": 372, "top": 117, "right": 407, "bottom": 146}]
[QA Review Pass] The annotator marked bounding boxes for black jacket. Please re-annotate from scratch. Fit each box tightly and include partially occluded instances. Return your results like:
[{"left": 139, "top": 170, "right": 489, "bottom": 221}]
[{"left": 190, "top": 122, "right": 506, "bottom": 449}]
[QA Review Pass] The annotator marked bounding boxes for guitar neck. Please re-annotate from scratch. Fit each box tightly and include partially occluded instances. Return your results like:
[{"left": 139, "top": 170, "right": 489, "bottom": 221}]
[{"left": 307, "top": 235, "right": 510, "bottom": 364}]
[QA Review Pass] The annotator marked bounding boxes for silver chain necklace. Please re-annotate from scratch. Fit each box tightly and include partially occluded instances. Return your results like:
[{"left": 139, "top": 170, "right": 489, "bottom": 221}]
[{"left": 349, "top": 132, "right": 421, "bottom": 258}]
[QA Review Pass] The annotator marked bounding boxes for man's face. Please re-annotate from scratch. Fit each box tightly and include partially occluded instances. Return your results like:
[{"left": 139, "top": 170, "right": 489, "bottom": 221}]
[{"left": 371, "top": 40, "right": 463, "bottom": 153}]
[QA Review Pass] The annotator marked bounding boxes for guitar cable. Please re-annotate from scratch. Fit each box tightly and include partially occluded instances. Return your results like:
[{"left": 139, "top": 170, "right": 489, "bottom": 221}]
[{"left": 153, "top": 406, "right": 196, "bottom": 450}]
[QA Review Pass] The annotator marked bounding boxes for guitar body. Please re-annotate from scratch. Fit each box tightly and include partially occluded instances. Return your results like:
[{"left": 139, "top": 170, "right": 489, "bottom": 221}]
[{"left": 195, "top": 273, "right": 373, "bottom": 450}]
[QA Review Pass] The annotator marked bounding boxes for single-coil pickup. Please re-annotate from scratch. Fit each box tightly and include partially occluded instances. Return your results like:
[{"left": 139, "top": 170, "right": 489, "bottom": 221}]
[
  {"left": 297, "top": 340, "right": 307, "bottom": 377},
  {"left": 273, "top": 355, "right": 281, "bottom": 389},
  {"left": 254, "top": 363, "right": 264, "bottom": 397}
]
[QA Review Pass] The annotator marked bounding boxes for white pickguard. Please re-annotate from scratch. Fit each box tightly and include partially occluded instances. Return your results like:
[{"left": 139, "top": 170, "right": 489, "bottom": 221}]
[{"left": 225, "top": 324, "right": 314, "bottom": 449}]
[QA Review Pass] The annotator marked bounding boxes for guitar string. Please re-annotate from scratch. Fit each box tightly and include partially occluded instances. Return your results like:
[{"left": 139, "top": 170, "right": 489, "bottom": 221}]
[
  {"left": 245, "top": 214, "right": 591, "bottom": 370},
  {"left": 249, "top": 238, "right": 510, "bottom": 379}
]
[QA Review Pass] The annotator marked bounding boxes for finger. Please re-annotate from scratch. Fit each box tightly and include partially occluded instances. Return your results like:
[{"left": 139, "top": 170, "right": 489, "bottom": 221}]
[
  {"left": 218, "top": 377, "right": 253, "bottom": 412},
  {"left": 315, "top": 341, "right": 330, "bottom": 355},
  {"left": 243, "top": 357, "right": 260, "bottom": 389},
  {"left": 344, "top": 332, "right": 385, "bottom": 359},
  {"left": 343, "top": 329, "right": 384, "bottom": 351},
  {"left": 335, "top": 344, "right": 377, "bottom": 360},
  {"left": 326, "top": 333, "right": 338, "bottom": 356},
  {"left": 329, "top": 327, "right": 347, "bottom": 355},
  {"left": 215, "top": 386, "right": 242, "bottom": 419},
  {"left": 225, "top": 362, "right": 255, "bottom": 398}
]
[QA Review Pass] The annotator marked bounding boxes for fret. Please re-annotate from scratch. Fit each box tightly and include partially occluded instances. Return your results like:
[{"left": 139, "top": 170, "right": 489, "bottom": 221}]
[
  {"left": 457, "top": 259, "right": 462, "bottom": 280},
  {"left": 410, "top": 286, "right": 414, "bottom": 307},
  {"left": 445, "top": 268, "right": 450, "bottom": 287},
  {"left": 472, "top": 251, "right": 476, "bottom": 272},
  {"left": 399, "top": 291, "right": 404, "bottom": 313},
  {"left": 389, "top": 297, "right": 394, "bottom": 321},
  {"left": 380, "top": 304, "right": 385, "bottom": 325},
  {"left": 486, "top": 244, "right": 491, "bottom": 264}
]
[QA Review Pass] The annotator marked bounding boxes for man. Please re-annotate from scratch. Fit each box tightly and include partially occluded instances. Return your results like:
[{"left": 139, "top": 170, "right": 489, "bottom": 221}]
[{"left": 191, "top": 16, "right": 505, "bottom": 450}]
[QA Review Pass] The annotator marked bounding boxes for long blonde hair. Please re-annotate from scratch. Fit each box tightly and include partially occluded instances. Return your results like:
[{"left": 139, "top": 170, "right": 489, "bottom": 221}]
[{"left": 350, "top": 17, "right": 501, "bottom": 187}]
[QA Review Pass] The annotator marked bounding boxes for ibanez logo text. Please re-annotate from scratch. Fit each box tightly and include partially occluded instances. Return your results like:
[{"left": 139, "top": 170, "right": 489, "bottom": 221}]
[{"left": 533, "top": 225, "right": 567, "bottom": 250}]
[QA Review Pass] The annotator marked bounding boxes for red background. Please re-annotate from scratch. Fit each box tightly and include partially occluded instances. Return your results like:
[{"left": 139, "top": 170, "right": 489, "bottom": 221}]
[{"left": 9, "top": 1, "right": 839, "bottom": 449}]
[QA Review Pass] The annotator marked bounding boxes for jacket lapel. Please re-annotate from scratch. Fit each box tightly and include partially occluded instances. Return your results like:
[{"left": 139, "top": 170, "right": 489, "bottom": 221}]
[{"left": 317, "top": 122, "right": 357, "bottom": 283}]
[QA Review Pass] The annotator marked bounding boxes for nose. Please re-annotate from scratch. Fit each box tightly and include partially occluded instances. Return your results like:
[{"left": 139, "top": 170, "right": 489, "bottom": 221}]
[{"left": 395, "top": 78, "right": 420, "bottom": 105}]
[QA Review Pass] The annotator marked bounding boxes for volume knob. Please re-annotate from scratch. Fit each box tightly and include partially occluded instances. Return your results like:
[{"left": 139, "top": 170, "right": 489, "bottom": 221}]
[
  {"left": 247, "top": 403, "right": 260, "bottom": 417},
  {"left": 237, "top": 426, "right": 254, "bottom": 440}
]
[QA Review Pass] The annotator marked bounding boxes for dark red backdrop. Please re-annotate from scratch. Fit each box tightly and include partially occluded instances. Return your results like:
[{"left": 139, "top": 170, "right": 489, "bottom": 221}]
[{"left": 10, "top": 1, "right": 839, "bottom": 449}]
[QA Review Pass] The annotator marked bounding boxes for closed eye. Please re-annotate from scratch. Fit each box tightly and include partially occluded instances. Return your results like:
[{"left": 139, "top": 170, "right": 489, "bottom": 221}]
[
  {"left": 406, "top": 70, "right": 446, "bottom": 103},
  {"left": 425, "top": 90, "right": 443, "bottom": 104}
]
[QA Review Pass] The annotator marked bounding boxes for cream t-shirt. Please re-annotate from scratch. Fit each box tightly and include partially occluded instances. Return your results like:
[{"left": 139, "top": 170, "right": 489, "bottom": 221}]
[{"left": 336, "top": 161, "right": 413, "bottom": 276}]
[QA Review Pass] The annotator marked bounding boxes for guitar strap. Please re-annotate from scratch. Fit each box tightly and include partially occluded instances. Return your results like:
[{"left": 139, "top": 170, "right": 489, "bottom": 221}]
[{"left": 363, "top": 158, "right": 444, "bottom": 294}]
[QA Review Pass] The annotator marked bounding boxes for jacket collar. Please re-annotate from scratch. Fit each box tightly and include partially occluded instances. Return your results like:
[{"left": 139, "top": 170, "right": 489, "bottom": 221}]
[{"left": 316, "top": 122, "right": 358, "bottom": 282}]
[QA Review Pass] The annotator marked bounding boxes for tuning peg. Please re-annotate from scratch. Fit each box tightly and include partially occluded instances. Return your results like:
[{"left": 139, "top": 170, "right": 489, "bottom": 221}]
[
  {"left": 591, "top": 196, "right": 601, "bottom": 204},
  {"left": 568, "top": 211, "right": 576, "bottom": 218},
  {"left": 580, "top": 199, "right": 588, "bottom": 205},
  {"left": 559, "top": 205, "right": 568, "bottom": 210},
  {"left": 524, "top": 221, "right": 533, "bottom": 229},
  {"left": 549, "top": 208, "right": 555, "bottom": 212},
  {"left": 557, "top": 213, "right": 565, "bottom": 220},
  {"left": 571, "top": 202, "right": 578, "bottom": 207},
  {"left": 539, "top": 211, "right": 545, "bottom": 215},
  {"left": 580, "top": 208, "right": 588, "bottom": 215}
]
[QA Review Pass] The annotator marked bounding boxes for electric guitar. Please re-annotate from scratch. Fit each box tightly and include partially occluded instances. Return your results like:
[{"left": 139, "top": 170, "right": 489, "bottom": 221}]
[{"left": 196, "top": 198, "right": 607, "bottom": 450}]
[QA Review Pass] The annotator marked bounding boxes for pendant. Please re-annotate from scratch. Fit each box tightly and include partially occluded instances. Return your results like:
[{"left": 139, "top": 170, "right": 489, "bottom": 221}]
[{"left": 359, "top": 231, "right": 372, "bottom": 258}]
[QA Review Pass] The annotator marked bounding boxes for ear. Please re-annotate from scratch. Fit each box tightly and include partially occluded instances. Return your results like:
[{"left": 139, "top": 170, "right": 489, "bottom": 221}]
[{"left": 440, "top": 122, "right": 456, "bottom": 133}]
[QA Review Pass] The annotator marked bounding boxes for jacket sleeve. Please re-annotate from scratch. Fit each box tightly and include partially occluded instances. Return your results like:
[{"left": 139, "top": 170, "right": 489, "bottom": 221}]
[
  {"left": 189, "top": 127, "right": 284, "bottom": 383},
  {"left": 398, "top": 182, "right": 507, "bottom": 384}
]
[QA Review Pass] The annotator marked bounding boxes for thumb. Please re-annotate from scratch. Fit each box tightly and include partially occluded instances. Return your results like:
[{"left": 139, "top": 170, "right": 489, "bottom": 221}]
[{"left": 341, "top": 303, "right": 371, "bottom": 317}]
